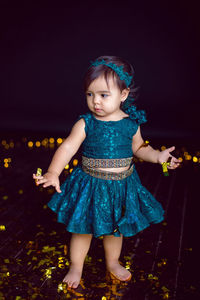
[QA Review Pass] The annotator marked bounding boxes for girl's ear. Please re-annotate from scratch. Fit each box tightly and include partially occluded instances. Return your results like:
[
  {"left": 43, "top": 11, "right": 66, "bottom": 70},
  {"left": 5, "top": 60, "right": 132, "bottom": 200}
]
[{"left": 121, "top": 88, "right": 130, "bottom": 102}]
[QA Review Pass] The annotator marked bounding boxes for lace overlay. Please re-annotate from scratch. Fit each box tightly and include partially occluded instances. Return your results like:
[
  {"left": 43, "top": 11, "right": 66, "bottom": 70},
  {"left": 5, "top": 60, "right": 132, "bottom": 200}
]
[
  {"left": 47, "top": 110, "right": 164, "bottom": 237},
  {"left": 77, "top": 110, "right": 146, "bottom": 159}
]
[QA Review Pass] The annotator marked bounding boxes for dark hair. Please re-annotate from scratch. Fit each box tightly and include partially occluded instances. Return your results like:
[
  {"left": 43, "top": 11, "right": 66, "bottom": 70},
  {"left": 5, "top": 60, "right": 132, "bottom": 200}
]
[{"left": 83, "top": 55, "right": 139, "bottom": 103}]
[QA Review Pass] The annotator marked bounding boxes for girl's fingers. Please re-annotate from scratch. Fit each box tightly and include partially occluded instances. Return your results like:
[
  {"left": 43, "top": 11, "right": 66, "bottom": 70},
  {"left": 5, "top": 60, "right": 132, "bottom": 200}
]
[
  {"left": 56, "top": 186, "right": 62, "bottom": 193},
  {"left": 176, "top": 158, "right": 182, "bottom": 162},
  {"left": 55, "top": 184, "right": 61, "bottom": 193},
  {"left": 43, "top": 183, "right": 50, "bottom": 188},
  {"left": 160, "top": 147, "right": 181, "bottom": 170},
  {"left": 42, "top": 182, "right": 61, "bottom": 192},
  {"left": 33, "top": 173, "right": 60, "bottom": 191},
  {"left": 167, "top": 152, "right": 181, "bottom": 166},
  {"left": 33, "top": 174, "right": 44, "bottom": 180},
  {"left": 36, "top": 178, "right": 48, "bottom": 184},
  {"left": 43, "top": 181, "right": 57, "bottom": 188},
  {"left": 167, "top": 160, "right": 180, "bottom": 169},
  {"left": 33, "top": 172, "right": 60, "bottom": 190},
  {"left": 168, "top": 146, "right": 175, "bottom": 152},
  {"left": 42, "top": 181, "right": 55, "bottom": 188},
  {"left": 171, "top": 157, "right": 181, "bottom": 164}
]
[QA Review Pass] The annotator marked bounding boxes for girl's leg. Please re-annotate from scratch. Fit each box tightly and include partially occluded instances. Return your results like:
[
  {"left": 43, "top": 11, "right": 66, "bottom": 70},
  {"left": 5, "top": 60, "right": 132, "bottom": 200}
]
[
  {"left": 63, "top": 233, "right": 92, "bottom": 288},
  {"left": 103, "top": 234, "right": 131, "bottom": 281}
]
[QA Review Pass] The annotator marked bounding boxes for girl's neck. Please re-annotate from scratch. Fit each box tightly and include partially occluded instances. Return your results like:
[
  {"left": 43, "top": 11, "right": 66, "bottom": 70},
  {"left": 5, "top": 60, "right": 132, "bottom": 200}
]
[{"left": 92, "top": 110, "right": 129, "bottom": 122}]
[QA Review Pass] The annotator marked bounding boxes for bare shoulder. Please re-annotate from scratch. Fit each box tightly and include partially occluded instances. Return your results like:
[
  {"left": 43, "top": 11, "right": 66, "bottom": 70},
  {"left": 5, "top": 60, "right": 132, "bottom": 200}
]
[
  {"left": 68, "top": 118, "right": 86, "bottom": 140},
  {"left": 72, "top": 118, "right": 86, "bottom": 130},
  {"left": 132, "top": 126, "right": 144, "bottom": 153},
  {"left": 132, "top": 126, "right": 141, "bottom": 138}
]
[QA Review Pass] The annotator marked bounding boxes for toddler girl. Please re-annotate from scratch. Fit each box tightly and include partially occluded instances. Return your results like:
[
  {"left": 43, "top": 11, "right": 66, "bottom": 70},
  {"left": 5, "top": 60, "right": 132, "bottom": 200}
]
[{"left": 33, "top": 55, "right": 180, "bottom": 289}]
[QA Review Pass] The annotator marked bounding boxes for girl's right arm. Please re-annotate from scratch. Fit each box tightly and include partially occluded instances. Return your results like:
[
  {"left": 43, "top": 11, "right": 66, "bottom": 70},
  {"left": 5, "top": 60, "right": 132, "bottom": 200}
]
[{"left": 33, "top": 118, "right": 86, "bottom": 193}]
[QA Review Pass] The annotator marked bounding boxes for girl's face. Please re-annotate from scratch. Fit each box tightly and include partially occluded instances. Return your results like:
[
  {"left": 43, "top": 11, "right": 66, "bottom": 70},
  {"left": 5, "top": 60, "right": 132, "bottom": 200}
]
[{"left": 86, "top": 75, "right": 129, "bottom": 120}]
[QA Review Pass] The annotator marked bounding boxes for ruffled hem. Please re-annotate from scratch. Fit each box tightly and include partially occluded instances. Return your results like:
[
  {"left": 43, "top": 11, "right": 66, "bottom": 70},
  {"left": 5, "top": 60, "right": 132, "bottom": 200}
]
[{"left": 47, "top": 166, "right": 164, "bottom": 238}]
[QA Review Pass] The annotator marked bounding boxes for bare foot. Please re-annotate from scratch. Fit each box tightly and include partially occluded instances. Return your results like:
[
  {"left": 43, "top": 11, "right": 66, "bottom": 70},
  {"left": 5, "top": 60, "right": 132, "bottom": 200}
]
[
  {"left": 62, "top": 265, "right": 82, "bottom": 288},
  {"left": 107, "top": 261, "right": 131, "bottom": 281}
]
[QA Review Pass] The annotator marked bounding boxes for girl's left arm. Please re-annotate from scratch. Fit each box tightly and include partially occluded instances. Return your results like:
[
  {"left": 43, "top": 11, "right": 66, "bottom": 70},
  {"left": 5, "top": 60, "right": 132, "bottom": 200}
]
[{"left": 132, "top": 126, "right": 181, "bottom": 169}]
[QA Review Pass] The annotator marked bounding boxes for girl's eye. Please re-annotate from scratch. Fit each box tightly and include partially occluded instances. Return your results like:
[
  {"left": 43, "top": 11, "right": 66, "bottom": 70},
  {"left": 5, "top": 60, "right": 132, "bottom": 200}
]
[
  {"left": 86, "top": 93, "right": 92, "bottom": 97},
  {"left": 101, "top": 94, "right": 108, "bottom": 98}
]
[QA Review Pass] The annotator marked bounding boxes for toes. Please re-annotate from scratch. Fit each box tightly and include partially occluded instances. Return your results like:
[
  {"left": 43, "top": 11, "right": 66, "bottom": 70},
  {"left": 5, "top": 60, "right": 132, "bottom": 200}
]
[
  {"left": 63, "top": 277, "right": 70, "bottom": 284},
  {"left": 68, "top": 281, "right": 72, "bottom": 288},
  {"left": 72, "top": 281, "right": 79, "bottom": 288},
  {"left": 120, "top": 274, "right": 128, "bottom": 280},
  {"left": 62, "top": 276, "right": 67, "bottom": 283},
  {"left": 123, "top": 272, "right": 131, "bottom": 281},
  {"left": 62, "top": 269, "right": 81, "bottom": 289},
  {"left": 109, "top": 265, "right": 131, "bottom": 281}
]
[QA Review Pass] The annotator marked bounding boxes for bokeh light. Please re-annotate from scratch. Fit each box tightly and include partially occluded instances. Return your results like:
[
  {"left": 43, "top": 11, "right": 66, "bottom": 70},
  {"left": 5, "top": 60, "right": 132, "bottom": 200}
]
[
  {"left": 49, "top": 138, "right": 55, "bottom": 144},
  {"left": 57, "top": 138, "right": 63, "bottom": 144},
  {"left": 35, "top": 141, "right": 41, "bottom": 147},
  {"left": 28, "top": 141, "right": 33, "bottom": 148}
]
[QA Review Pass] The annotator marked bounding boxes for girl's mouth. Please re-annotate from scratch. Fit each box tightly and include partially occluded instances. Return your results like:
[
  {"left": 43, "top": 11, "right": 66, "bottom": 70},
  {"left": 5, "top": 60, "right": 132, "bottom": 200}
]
[{"left": 95, "top": 108, "right": 102, "bottom": 112}]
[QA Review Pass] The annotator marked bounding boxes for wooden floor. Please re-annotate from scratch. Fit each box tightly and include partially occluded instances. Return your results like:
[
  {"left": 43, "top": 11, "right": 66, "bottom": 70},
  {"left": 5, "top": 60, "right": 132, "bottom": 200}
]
[{"left": 0, "top": 135, "right": 200, "bottom": 300}]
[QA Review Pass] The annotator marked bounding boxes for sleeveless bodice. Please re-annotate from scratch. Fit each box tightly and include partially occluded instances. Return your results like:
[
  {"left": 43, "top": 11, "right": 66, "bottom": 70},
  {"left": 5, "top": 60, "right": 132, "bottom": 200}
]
[{"left": 78, "top": 107, "right": 147, "bottom": 159}]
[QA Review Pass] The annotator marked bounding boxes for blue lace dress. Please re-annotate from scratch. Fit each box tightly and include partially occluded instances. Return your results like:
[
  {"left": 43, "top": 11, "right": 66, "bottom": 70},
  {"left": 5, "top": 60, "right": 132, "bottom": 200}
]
[{"left": 47, "top": 110, "right": 164, "bottom": 238}]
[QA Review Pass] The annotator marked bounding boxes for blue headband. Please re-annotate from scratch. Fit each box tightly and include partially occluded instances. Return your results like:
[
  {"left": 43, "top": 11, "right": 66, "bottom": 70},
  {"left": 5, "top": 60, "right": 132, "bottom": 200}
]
[{"left": 89, "top": 59, "right": 133, "bottom": 87}]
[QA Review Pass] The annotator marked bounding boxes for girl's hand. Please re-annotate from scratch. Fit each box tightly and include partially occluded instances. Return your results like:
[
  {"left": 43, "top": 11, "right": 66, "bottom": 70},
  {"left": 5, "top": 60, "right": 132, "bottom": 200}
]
[
  {"left": 157, "top": 146, "right": 181, "bottom": 169},
  {"left": 33, "top": 172, "right": 62, "bottom": 193}
]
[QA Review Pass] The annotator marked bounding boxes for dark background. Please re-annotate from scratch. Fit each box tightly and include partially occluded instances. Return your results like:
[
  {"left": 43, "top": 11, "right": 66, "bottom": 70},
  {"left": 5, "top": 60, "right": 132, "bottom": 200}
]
[
  {"left": 0, "top": 0, "right": 199, "bottom": 139},
  {"left": 1, "top": 3, "right": 200, "bottom": 298}
]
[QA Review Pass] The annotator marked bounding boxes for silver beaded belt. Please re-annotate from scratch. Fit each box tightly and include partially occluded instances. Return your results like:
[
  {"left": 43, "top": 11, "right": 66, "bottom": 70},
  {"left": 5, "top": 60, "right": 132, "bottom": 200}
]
[
  {"left": 82, "top": 156, "right": 133, "bottom": 168},
  {"left": 82, "top": 164, "right": 134, "bottom": 180}
]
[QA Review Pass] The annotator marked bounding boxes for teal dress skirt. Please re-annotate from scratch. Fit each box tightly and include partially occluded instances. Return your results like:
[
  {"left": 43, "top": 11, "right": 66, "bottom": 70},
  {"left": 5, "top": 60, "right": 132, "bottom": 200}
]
[{"left": 47, "top": 110, "right": 164, "bottom": 238}]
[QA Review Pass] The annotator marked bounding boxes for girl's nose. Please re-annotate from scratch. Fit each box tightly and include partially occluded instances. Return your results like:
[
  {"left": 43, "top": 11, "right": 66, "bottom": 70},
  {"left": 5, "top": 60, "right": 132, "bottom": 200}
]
[{"left": 93, "top": 96, "right": 100, "bottom": 104}]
